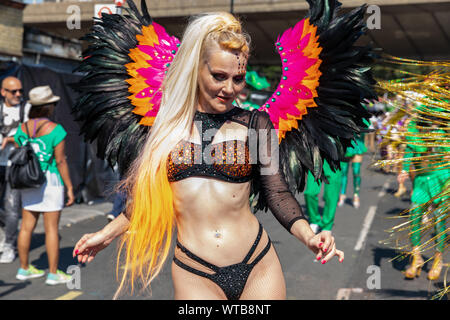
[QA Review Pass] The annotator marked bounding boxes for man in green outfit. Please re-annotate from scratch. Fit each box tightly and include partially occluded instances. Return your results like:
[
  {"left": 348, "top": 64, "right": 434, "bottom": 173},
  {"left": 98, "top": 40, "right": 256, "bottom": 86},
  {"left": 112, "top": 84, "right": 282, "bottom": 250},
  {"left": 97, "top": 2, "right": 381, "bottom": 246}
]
[
  {"left": 304, "top": 160, "right": 342, "bottom": 234},
  {"left": 397, "top": 117, "right": 449, "bottom": 280}
]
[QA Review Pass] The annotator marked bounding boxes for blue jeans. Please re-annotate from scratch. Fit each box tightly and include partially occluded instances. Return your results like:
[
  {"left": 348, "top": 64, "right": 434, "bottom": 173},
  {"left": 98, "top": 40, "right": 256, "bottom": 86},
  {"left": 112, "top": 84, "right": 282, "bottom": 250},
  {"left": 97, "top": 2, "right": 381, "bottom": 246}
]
[{"left": 109, "top": 189, "right": 126, "bottom": 218}]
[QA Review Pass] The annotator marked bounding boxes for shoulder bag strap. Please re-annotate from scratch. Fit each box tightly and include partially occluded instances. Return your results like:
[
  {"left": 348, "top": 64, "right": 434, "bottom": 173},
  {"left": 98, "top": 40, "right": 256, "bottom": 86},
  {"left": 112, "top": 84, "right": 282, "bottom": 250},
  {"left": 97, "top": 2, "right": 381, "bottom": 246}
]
[
  {"left": 23, "top": 120, "right": 32, "bottom": 143},
  {"left": 35, "top": 120, "right": 54, "bottom": 172},
  {"left": 23, "top": 119, "right": 54, "bottom": 172},
  {"left": 34, "top": 120, "right": 51, "bottom": 137},
  {"left": 22, "top": 119, "right": 50, "bottom": 144},
  {"left": 24, "top": 119, "right": 50, "bottom": 138}
]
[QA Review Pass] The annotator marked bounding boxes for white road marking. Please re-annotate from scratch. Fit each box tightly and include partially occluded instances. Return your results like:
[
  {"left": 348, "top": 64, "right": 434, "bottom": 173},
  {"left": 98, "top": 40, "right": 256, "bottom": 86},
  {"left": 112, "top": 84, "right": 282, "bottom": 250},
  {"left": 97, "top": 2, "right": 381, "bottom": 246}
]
[
  {"left": 353, "top": 178, "right": 390, "bottom": 251},
  {"left": 338, "top": 177, "right": 391, "bottom": 298},
  {"left": 354, "top": 205, "right": 377, "bottom": 251},
  {"left": 378, "top": 178, "right": 391, "bottom": 198}
]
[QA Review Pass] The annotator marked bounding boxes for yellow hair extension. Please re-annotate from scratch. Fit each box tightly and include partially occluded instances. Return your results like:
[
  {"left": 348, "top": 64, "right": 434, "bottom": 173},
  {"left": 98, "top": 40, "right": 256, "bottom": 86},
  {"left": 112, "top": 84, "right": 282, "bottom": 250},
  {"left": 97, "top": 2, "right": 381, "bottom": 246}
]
[{"left": 114, "top": 158, "right": 174, "bottom": 298}]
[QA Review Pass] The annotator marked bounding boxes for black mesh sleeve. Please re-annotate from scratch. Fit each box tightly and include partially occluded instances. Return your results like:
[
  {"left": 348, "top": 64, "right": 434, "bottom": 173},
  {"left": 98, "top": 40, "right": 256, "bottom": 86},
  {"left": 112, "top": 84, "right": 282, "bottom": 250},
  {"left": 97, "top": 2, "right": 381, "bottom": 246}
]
[{"left": 252, "top": 111, "right": 307, "bottom": 233}]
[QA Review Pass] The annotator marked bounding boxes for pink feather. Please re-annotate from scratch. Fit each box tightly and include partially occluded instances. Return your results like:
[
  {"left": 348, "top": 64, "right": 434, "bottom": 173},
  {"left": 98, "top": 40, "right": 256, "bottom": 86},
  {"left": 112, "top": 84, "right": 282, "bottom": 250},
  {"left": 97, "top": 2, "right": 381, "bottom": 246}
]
[
  {"left": 262, "top": 19, "right": 322, "bottom": 133},
  {"left": 132, "top": 22, "right": 181, "bottom": 116}
]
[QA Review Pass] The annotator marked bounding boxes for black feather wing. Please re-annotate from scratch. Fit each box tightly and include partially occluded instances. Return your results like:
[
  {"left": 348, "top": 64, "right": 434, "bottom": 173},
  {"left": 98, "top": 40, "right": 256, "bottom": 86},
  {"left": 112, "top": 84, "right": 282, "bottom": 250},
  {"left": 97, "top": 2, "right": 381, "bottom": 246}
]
[
  {"left": 250, "top": 0, "right": 376, "bottom": 213},
  {"left": 70, "top": 0, "right": 151, "bottom": 175}
]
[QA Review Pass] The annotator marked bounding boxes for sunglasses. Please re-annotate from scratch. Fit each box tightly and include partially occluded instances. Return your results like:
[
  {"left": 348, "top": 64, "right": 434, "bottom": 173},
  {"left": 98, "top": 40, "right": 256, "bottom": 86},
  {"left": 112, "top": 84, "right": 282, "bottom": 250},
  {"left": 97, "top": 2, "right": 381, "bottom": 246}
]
[{"left": 4, "top": 88, "right": 23, "bottom": 94}]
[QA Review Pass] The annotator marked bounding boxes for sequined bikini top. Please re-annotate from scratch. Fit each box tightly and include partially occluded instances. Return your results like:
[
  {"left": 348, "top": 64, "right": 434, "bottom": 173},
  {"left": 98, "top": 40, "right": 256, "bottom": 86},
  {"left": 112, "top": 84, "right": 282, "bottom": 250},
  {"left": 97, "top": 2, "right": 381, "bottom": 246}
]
[{"left": 167, "top": 108, "right": 254, "bottom": 182}]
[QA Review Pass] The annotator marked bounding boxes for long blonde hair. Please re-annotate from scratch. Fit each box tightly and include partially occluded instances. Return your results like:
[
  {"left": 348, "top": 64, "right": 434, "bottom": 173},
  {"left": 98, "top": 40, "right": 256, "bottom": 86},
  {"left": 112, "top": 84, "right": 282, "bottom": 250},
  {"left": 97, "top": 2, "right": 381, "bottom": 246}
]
[{"left": 114, "top": 12, "right": 250, "bottom": 298}]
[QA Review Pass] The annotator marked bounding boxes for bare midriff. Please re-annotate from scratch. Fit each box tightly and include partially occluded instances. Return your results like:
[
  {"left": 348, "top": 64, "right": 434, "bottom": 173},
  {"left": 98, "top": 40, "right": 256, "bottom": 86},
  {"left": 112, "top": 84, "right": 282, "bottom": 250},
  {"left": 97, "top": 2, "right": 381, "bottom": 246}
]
[{"left": 171, "top": 176, "right": 261, "bottom": 266}]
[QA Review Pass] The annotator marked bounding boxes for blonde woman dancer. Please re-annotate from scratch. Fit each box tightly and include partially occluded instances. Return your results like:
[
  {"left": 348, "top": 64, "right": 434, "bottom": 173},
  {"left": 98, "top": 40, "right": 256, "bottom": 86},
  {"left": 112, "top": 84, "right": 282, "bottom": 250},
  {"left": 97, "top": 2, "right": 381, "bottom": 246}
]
[{"left": 72, "top": 0, "right": 375, "bottom": 299}]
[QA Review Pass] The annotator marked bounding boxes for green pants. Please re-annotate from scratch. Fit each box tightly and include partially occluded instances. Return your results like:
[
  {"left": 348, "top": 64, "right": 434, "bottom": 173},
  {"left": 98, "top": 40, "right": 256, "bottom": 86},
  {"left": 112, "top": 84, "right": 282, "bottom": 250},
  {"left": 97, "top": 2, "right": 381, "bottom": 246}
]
[
  {"left": 304, "top": 163, "right": 342, "bottom": 231},
  {"left": 409, "top": 172, "right": 449, "bottom": 252},
  {"left": 340, "top": 161, "right": 361, "bottom": 196},
  {"left": 409, "top": 204, "right": 447, "bottom": 252}
]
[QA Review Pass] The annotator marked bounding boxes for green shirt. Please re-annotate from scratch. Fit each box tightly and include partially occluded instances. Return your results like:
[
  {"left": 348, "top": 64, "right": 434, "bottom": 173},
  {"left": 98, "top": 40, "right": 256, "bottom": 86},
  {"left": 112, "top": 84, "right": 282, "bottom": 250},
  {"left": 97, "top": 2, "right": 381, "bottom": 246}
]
[{"left": 14, "top": 123, "right": 67, "bottom": 184}]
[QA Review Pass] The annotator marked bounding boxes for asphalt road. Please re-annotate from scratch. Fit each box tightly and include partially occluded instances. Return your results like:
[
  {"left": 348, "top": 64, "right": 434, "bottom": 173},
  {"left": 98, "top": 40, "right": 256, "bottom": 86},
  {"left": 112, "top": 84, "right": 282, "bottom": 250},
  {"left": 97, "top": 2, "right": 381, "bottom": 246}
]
[{"left": 0, "top": 152, "right": 447, "bottom": 301}]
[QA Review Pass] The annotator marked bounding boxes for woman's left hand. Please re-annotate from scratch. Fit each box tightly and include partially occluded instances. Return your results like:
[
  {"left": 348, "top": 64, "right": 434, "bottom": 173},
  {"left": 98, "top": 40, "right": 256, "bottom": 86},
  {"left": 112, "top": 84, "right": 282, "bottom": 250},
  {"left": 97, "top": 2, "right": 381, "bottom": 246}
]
[{"left": 306, "top": 231, "right": 344, "bottom": 264}]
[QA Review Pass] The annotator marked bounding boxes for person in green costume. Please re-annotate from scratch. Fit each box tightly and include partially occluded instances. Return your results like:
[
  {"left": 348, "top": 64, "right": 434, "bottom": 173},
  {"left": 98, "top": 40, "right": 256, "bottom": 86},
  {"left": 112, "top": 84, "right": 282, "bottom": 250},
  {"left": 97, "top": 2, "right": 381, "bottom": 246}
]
[
  {"left": 338, "top": 125, "right": 368, "bottom": 209},
  {"left": 304, "top": 160, "right": 342, "bottom": 234},
  {"left": 397, "top": 118, "right": 449, "bottom": 281}
]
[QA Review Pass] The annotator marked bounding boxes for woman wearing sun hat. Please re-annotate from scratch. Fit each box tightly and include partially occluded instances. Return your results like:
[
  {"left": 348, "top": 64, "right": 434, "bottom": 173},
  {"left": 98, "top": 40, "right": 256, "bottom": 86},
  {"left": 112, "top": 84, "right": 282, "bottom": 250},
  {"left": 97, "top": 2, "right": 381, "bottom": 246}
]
[{"left": 14, "top": 85, "right": 75, "bottom": 285}]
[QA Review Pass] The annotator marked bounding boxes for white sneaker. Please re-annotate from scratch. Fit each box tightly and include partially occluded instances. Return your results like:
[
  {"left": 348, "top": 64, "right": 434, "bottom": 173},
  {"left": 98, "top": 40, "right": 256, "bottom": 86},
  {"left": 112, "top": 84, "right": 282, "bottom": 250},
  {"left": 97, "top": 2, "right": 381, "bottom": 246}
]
[
  {"left": 310, "top": 224, "right": 319, "bottom": 234},
  {"left": 353, "top": 195, "right": 360, "bottom": 209},
  {"left": 338, "top": 195, "right": 346, "bottom": 207},
  {"left": 16, "top": 265, "right": 45, "bottom": 280},
  {"left": 45, "top": 270, "right": 72, "bottom": 285},
  {"left": 0, "top": 245, "right": 15, "bottom": 263}
]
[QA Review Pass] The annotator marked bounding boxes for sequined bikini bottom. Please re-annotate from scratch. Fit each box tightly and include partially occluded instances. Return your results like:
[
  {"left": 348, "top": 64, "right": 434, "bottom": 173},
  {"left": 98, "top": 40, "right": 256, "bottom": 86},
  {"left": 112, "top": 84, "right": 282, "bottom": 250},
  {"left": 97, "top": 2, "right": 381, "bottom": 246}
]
[{"left": 173, "top": 223, "right": 272, "bottom": 300}]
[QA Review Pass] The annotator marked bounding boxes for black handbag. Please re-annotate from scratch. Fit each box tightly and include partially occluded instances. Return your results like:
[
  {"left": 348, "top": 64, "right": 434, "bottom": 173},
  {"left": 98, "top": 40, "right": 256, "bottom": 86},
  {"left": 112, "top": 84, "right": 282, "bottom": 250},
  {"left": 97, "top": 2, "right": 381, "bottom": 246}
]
[{"left": 7, "top": 121, "right": 51, "bottom": 189}]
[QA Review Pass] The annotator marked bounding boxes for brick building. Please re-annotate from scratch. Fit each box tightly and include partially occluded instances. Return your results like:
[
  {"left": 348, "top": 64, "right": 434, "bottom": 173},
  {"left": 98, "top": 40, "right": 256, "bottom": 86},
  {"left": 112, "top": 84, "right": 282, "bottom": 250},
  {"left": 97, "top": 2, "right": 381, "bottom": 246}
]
[
  {"left": 0, "top": 0, "right": 26, "bottom": 60},
  {"left": 0, "top": 0, "right": 82, "bottom": 73}
]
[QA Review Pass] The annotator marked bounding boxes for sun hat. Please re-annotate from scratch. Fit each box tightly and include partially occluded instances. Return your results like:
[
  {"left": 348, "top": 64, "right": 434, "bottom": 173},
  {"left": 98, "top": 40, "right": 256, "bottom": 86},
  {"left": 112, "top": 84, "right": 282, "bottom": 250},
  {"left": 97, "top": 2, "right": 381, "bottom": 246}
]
[{"left": 28, "top": 85, "right": 60, "bottom": 106}]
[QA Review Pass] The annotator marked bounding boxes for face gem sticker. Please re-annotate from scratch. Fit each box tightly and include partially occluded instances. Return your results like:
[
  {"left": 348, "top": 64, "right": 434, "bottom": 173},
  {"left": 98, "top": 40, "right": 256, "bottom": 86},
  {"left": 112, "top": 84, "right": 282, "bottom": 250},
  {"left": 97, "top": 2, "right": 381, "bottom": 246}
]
[{"left": 235, "top": 52, "right": 248, "bottom": 74}]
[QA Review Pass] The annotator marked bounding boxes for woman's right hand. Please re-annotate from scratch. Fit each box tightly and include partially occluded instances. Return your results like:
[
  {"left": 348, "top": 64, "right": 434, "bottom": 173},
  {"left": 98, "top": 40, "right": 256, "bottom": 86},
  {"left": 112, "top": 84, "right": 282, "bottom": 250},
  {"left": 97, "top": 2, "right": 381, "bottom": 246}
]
[
  {"left": 73, "top": 213, "right": 130, "bottom": 264},
  {"left": 73, "top": 230, "right": 112, "bottom": 264}
]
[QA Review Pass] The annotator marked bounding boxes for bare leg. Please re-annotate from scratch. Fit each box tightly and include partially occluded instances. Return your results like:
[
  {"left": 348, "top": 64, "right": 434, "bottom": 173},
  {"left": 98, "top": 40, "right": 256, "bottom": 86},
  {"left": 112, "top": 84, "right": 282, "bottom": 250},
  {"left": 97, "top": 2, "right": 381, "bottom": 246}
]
[
  {"left": 394, "top": 144, "right": 406, "bottom": 197},
  {"left": 18, "top": 209, "right": 40, "bottom": 270},
  {"left": 368, "top": 132, "right": 375, "bottom": 153},
  {"left": 239, "top": 239, "right": 286, "bottom": 300},
  {"left": 172, "top": 261, "right": 227, "bottom": 300},
  {"left": 352, "top": 155, "right": 363, "bottom": 163},
  {"left": 43, "top": 211, "right": 61, "bottom": 274}
]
